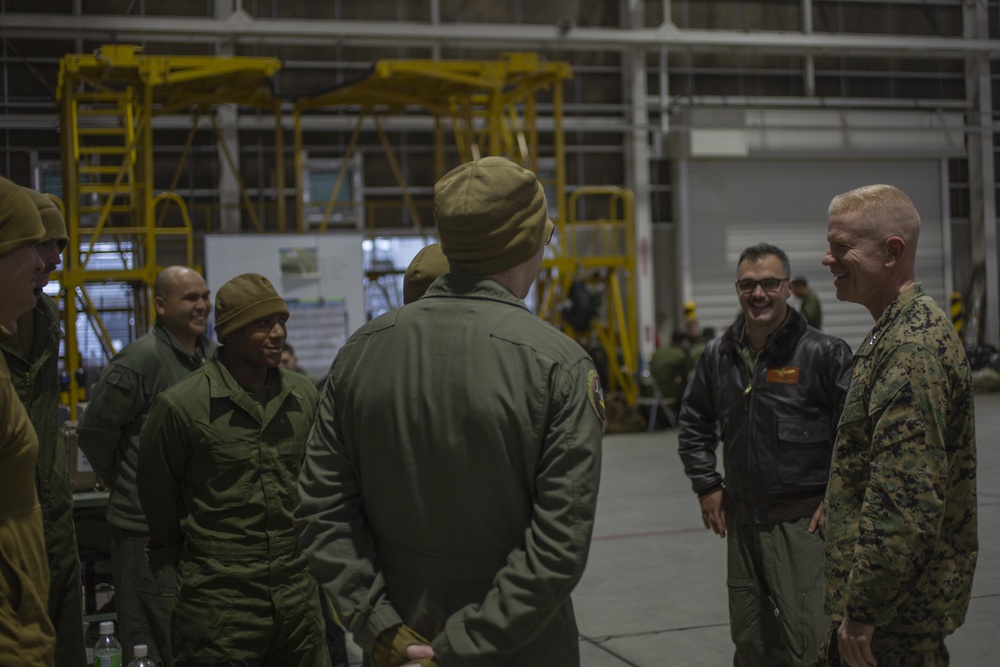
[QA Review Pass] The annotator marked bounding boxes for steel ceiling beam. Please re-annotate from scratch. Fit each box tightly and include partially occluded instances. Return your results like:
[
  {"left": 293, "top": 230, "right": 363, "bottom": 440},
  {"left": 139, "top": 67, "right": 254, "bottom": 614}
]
[{"left": 2, "top": 12, "right": 1000, "bottom": 58}]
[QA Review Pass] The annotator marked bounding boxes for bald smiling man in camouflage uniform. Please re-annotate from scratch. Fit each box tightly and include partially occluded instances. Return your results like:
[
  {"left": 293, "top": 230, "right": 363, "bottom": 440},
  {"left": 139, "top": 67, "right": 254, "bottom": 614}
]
[{"left": 818, "top": 184, "right": 978, "bottom": 667}]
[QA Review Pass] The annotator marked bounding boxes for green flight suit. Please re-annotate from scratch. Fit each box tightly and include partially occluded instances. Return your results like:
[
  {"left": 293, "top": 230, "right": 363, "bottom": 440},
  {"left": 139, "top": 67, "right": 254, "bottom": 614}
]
[
  {"left": 649, "top": 343, "right": 693, "bottom": 404},
  {"left": 0, "top": 295, "right": 86, "bottom": 666},
  {"left": 77, "top": 319, "right": 214, "bottom": 666},
  {"left": 138, "top": 353, "right": 330, "bottom": 667},
  {"left": 798, "top": 288, "right": 822, "bottom": 330},
  {"left": 823, "top": 284, "right": 977, "bottom": 661},
  {"left": 296, "top": 272, "right": 604, "bottom": 667},
  {"left": 0, "top": 327, "right": 55, "bottom": 666}
]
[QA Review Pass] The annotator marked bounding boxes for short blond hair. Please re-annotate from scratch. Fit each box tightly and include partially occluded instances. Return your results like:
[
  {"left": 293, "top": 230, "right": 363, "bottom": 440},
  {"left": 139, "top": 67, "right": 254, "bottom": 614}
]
[{"left": 828, "top": 184, "right": 920, "bottom": 247}]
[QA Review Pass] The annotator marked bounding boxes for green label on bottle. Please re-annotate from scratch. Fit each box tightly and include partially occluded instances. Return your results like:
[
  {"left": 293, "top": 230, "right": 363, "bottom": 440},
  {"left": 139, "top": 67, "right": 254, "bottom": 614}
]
[{"left": 94, "top": 653, "right": 122, "bottom": 667}]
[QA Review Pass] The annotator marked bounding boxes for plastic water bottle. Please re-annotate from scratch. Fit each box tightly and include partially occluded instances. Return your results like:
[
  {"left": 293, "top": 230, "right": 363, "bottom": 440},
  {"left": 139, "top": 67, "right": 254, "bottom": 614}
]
[
  {"left": 126, "top": 644, "right": 156, "bottom": 667},
  {"left": 93, "top": 621, "right": 122, "bottom": 667}
]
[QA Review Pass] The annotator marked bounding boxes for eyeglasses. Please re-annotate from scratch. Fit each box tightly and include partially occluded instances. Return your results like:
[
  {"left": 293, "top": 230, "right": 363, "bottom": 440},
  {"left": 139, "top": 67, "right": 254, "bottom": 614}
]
[
  {"left": 545, "top": 228, "right": 555, "bottom": 246},
  {"left": 735, "top": 277, "right": 790, "bottom": 293}
]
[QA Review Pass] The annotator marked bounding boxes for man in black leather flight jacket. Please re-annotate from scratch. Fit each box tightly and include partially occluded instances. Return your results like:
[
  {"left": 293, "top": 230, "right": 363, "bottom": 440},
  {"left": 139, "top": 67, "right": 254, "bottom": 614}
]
[{"left": 678, "top": 243, "right": 852, "bottom": 667}]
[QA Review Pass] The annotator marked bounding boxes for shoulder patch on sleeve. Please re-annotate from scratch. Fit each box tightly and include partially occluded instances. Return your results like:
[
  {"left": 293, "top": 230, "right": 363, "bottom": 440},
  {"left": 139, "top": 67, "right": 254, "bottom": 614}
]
[
  {"left": 105, "top": 366, "right": 135, "bottom": 391},
  {"left": 587, "top": 369, "right": 606, "bottom": 424}
]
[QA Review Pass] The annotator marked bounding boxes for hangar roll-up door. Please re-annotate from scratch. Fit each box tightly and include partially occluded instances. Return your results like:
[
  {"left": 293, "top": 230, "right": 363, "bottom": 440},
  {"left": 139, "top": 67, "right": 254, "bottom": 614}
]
[{"left": 679, "top": 158, "right": 948, "bottom": 348}]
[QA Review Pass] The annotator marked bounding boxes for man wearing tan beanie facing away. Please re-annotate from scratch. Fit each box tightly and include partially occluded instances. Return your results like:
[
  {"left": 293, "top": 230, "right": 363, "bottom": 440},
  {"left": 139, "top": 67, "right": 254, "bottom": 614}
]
[
  {"left": 139, "top": 273, "right": 331, "bottom": 667},
  {"left": 0, "top": 175, "right": 55, "bottom": 665},
  {"left": 1, "top": 188, "right": 87, "bottom": 666},
  {"left": 402, "top": 242, "right": 449, "bottom": 304},
  {"left": 297, "top": 157, "right": 605, "bottom": 666}
]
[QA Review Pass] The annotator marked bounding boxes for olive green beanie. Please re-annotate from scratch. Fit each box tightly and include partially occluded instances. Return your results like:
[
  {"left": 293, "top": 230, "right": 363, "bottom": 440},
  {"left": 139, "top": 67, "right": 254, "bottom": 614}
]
[
  {"left": 435, "top": 156, "right": 555, "bottom": 276},
  {"left": 22, "top": 188, "right": 69, "bottom": 251},
  {"left": 214, "top": 273, "right": 289, "bottom": 340},
  {"left": 0, "top": 176, "right": 45, "bottom": 256},
  {"left": 403, "top": 243, "right": 449, "bottom": 304}
]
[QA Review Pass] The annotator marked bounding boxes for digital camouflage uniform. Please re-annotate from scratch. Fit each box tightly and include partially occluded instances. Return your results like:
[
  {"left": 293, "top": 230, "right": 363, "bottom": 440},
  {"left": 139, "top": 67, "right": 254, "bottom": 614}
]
[
  {"left": 822, "top": 283, "right": 978, "bottom": 663},
  {"left": 77, "top": 319, "right": 214, "bottom": 665},
  {"left": 296, "top": 272, "right": 604, "bottom": 667},
  {"left": 0, "top": 327, "right": 55, "bottom": 665},
  {"left": 138, "top": 352, "right": 330, "bottom": 667},
  {"left": 0, "top": 295, "right": 86, "bottom": 666}
]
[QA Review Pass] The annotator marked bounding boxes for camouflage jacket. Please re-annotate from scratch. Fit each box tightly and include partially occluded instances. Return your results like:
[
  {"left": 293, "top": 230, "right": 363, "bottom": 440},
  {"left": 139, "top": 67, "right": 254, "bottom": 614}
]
[{"left": 824, "top": 283, "right": 978, "bottom": 634}]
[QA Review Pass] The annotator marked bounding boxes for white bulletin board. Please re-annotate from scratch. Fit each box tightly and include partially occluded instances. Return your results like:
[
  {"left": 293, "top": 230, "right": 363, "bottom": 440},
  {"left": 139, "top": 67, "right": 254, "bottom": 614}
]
[{"left": 204, "top": 233, "right": 366, "bottom": 380}]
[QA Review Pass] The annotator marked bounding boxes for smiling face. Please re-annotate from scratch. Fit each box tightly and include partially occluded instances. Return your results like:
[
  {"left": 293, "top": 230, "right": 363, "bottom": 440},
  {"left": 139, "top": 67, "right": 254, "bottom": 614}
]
[
  {"left": 823, "top": 210, "right": 888, "bottom": 315},
  {"left": 225, "top": 314, "right": 288, "bottom": 372},
  {"left": 736, "top": 253, "right": 791, "bottom": 339},
  {"left": 155, "top": 268, "right": 212, "bottom": 345}
]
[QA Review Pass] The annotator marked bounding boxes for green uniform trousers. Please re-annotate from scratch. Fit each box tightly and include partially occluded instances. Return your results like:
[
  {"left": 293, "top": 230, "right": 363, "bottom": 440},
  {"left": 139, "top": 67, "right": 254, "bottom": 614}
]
[{"left": 726, "top": 515, "right": 827, "bottom": 666}]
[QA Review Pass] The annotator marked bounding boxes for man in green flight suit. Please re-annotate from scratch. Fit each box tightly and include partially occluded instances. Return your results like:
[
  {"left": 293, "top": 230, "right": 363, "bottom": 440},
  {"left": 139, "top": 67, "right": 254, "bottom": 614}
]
[
  {"left": 792, "top": 276, "right": 823, "bottom": 329},
  {"left": 138, "top": 273, "right": 330, "bottom": 667},
  {"left": 649, "top": 329, "right": 694, "bottom": 406},
  {"left": 0, "top": 175, "right": 54, "bottom": 665},
  {"left": 818, "top": 184, "right": 977, "bottom": 666},
  {"left": 296, "top": 156, "right": 605, "bottom": 667},
  {"left": 77, "top": 265, "right": 214, "bottom": 666},
  {"left": 0, "top": 188, "right": 86, "bottom": 666}
]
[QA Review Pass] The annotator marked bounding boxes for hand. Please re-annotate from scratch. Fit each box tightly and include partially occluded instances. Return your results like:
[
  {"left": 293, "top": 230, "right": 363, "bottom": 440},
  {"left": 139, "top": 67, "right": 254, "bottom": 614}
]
[
  {"left": 808, "top": 501, "right": 825, "bottom": 538},
  {"left": 698, "top": 489, "right": 726, "bottom": 538},
  {"left": 837, "top": 617, "right": 877, "bottom": 667},
  {"left": 403, "top": 643, "right": 438, "bottom": 666}
]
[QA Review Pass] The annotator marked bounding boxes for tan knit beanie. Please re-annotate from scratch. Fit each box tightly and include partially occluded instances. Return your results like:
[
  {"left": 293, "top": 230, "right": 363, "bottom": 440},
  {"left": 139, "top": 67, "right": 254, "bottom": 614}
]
[
  {"left": 22, "top": 188, "right": 68, "bottom": 251},
  {"left": 214, "top": 273, "right": 289, "bottom": 340},
  {"left": 0, "top": 176, "right": 45, "bottom": 256},
  {"left": 403, "top": 243, "right": 449, "bottom": 304},
  {"left": 435, "top": 157, "right": 555, "bottom": 276}
]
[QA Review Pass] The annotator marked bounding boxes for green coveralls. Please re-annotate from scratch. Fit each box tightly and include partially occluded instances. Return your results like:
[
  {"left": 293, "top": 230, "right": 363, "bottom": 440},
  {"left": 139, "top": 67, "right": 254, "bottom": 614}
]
[
  {"left": 296, "top": 272, "right": 604, "bottom": 667},
  {"left": 138, "top": 353, "right": 330, "bottom": 667},
  {"left": 77, "top": 319, "right": 215, "bottom": 666},
  {"left": 822, "top": 284, "right": 978, "bottom": 665},
  {"left": 0, "top": 295, "right": 86, "bottom": 666},
  {"left": 0, "top": 327, "right": 55, "bottom": 665}
]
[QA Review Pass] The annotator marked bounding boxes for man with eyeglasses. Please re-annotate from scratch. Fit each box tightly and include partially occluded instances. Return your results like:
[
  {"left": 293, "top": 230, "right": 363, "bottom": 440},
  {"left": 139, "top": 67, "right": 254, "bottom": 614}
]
[{"left": 677, "top": 242, "right": 853, "bottom": 667}]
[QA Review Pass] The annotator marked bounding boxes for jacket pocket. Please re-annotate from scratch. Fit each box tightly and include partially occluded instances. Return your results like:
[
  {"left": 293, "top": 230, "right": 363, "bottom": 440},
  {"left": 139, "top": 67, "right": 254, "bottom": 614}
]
[
  {"left": 777, "top": 418, "right": 833, "bottom": 486},
  {"left": 194, "top": 438, "right": 253, "bottom": 505}
]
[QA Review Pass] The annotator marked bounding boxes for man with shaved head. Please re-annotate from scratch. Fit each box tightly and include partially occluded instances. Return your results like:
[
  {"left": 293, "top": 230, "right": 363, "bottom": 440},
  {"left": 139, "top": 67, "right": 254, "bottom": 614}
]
[
  {"left": 78, "top": 265, "right": 214, "bottom": 666},
  {"left": 818, "top": 185, "right": 978, "bottom": 666}
]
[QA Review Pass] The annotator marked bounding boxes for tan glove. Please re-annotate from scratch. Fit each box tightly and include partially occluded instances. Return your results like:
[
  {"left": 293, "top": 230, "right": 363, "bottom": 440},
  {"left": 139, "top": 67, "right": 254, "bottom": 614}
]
[{"left": 371, "top": 624, "right": 440, "bottom": 667}]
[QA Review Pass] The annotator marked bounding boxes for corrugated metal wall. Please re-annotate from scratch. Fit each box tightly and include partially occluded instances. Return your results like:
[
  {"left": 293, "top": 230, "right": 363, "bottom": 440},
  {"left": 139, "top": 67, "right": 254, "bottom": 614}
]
[{"left": 681, "top": 158, "right": 946, "bottom": 348}]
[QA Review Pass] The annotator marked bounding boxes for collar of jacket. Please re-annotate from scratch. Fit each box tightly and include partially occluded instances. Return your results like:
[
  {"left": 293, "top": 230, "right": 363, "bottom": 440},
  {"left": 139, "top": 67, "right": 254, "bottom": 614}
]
[
  {"left": 203, "top": 350, "right": 297, "bottom": 428},
  {"left": 0, "top": 294, "right": 62, "bottom": 363},
  {"left": 857, "top": 282, "right": 925, "bottom": 354},
  {"left": 719, "top": 306, "right": 808, "bottom": 366},
  {"left": 422, "top": 270, "right": 531, "bottom": 311},
  {"left": 153, "top": 318, "right": 214, "bottom": 365}
]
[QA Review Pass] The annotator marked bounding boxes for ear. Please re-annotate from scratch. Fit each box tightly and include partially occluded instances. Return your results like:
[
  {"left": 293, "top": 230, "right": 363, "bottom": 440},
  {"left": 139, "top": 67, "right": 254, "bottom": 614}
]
[
  {"left": 884, "top": 236, "right": 905, "bottom": 266},
  {"left": 153, "top": 295, "right": 166, "bottom": 317}
]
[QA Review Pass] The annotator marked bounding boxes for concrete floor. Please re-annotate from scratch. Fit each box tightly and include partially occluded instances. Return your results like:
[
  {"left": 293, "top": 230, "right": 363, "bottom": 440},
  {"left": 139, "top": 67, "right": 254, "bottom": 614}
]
[{"left": 342, "top": 391, "right": 1000, "bottom": 666}]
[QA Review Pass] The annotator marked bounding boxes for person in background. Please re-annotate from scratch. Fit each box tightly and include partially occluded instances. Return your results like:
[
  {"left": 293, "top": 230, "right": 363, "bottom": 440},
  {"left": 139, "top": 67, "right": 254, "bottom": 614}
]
[
  {"left": 0, "top": 188, "right": 86, "bottom": 666},
  {"left": 818, "top": 184, "right": 977, "bottom": 667},
  {"left": 138, "top": 273, "right": 330, "bottom": 666},
  {"left": 792, "top": 275, "right": 823, "bottom": 329},
  {"left": 678, "top": 242, "right": 852, "bottom": 667},
  {"left": 77, "top": 265, "right": 214, "bottom": 666},
  {"left": 688, "top": 326, "right": 715, "bottom": 368},
  {"left": 280, "top": 342, "right": 307, "bottom": 375},
  {"left": 649, "top": 329, "right": 693, "bottom": 407},
  {"left": 0, "top": 175, "right": 54, "bottom": 665},
  {"left": 296, "top": 156, "right": 604, "bottom": 667},
  {"left": 403, "top": 242, "right": 448, "bottom": 305}
]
